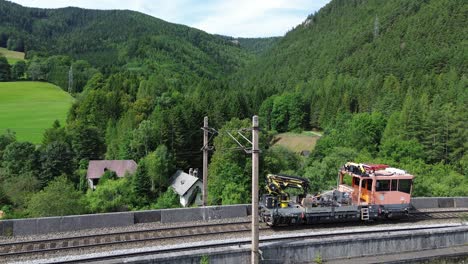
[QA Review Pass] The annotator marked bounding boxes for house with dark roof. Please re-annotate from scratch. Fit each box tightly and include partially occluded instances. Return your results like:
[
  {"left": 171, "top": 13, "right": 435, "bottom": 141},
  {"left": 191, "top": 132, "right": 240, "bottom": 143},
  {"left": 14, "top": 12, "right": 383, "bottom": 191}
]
[
  {"left": 87, "top": 160, "right": 138, "bottom": 189},
  {"left": 169, "top": 169, "right": 203, "bottom": 207}
]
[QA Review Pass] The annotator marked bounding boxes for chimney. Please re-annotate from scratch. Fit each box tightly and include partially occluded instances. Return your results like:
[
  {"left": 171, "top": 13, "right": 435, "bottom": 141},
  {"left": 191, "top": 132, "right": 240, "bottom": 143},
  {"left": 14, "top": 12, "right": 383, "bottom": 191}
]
[
  {"left": 193, "top": 168, "right": 199, "bottom": 178},
  {"left": 189, "top": 168, "right": 193, "bottom": 176}
]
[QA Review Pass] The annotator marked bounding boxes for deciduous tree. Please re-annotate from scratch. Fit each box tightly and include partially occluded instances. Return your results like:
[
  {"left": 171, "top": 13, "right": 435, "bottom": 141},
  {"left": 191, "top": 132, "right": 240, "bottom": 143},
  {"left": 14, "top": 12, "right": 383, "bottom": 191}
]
[
  {"left": 86, "top": 177, "right": 136, "bottom": 213},
  {"left": 2, "top": 142, "right": 39, "bottom": 177},
  {"left": 27, "top": 176, "right": 86, "bottom": 217},
  {"left": 0, "top": 56, "right": 10, "bottom": 81}
]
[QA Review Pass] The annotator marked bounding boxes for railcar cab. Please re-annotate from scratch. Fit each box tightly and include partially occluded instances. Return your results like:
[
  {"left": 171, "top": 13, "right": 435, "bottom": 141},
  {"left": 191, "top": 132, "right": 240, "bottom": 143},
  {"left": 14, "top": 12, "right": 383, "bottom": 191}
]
[{"left": 338, "top": 162, "right": 414, "bottom": 207}]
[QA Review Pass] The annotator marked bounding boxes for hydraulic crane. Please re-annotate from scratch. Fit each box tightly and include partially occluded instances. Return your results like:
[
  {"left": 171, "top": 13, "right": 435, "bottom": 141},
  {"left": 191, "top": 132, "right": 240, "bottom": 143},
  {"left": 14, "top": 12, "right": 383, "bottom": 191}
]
[{"left": 265, "top": 174, "right": 310, "bottom": 208}]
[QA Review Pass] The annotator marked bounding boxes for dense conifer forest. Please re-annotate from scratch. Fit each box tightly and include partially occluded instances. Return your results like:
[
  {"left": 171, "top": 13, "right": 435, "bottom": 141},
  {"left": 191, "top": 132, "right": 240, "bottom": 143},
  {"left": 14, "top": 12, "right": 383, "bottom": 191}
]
[{"left": 0, "top": 0, "right": 466, "bottom": 218}]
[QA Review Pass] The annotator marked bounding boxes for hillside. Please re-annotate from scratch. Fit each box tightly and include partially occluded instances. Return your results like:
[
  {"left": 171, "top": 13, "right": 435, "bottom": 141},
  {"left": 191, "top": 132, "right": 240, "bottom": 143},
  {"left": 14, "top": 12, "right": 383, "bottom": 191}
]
[
  {"left": 219, "top": 36, "right": 281, "bottom": 55},
  {"left": 236, "top": 37, "right": 281, "bottom": 55},
  {"left": 0, "top": 81, "right": 73, "bottom": 143},
  {"left": 226, "top": 0, "right": 466, "bottom": 197},
  {"left": 0, "top": 0, "right": 251, "bottom": 79},
  {"left": 232, "top": 0, "right": 466, "bottom": 128},
  {"left": 0, "top": 0, "right": 466, "bottom": 220},
  {"left": 0, "top": 0, "right": 260, "bottom": 171},
  {"left": 237, "top": 0, "right": 466, "bottom": 89}
]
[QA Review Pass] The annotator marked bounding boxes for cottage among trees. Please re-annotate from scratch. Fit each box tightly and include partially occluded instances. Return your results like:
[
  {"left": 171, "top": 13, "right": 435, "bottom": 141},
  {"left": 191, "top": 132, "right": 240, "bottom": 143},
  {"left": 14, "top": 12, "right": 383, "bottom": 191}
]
[
  {"left": 169, "top": 169, "right": 203, "bottom": 207},
  {"left": 86, "top": 160, "right": 138, "bottom": 189}
]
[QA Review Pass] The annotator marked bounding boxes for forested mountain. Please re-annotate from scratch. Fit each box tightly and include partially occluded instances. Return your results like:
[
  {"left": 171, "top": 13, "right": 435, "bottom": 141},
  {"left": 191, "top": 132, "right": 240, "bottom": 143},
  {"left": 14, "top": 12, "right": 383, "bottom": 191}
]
[
  {"left": 218, "top": 36, "right": 281, "bottom": 55},
  {"left": 237, "top": 0, "right": 466, "bottom": 88},
  {"left": 233, "top": 0, "right": 466, "bottom": 159},
  {"left": 0, "top": 0, "right": 466, "bottom": 219},
  {"left": 231, "top": 0, "right": 467, "bottom": 197},
  {"left": 235, "top": 0, "right": 467, "bottom": 116},
  {"left": 237, "top": 37, "right": 280, "bottom": 55},
  {"left": 0, "top": 0, "right": 256, "bottom": 217},
  {"left": 0, "top": 0, "right": 250, "bottom": 78}
]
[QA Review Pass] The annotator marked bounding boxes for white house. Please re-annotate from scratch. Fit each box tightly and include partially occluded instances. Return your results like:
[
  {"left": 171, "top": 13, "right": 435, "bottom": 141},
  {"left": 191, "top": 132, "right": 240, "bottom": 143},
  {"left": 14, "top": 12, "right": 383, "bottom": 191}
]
[{"left": 169, "top": 169, "right": 203, "bottom": 207}]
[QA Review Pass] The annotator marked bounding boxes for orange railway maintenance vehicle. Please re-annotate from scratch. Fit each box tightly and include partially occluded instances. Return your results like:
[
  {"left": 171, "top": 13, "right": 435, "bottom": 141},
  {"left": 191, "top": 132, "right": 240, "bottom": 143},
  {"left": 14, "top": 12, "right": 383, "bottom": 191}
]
[{"left": 260, "top": 162, "right": 414, "bottom": 226}]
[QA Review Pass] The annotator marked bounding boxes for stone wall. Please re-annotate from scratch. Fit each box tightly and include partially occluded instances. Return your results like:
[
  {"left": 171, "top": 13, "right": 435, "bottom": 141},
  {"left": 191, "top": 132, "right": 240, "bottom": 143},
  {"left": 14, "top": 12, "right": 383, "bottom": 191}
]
[
  {"left": 0, "top": 204, "right": 250, "bottom": 236},
  {"left": 1, "top": 197, "right": 467, "bottom": 237}
]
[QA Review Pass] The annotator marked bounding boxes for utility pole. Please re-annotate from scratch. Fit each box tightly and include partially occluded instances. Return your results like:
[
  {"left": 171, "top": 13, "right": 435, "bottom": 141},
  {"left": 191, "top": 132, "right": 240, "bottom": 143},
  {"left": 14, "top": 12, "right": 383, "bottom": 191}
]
[
  {"left": 374, "top": 16, "right": 380, "bottom": 40},
  {"left": 68, "top": 65, "right": 73, "bottom": 94},
  {"left": 203, "top": 116, "right": 208, "bottom": 206},
  {"left": 251, "top": 115, "right": 259, "bottom": 264},
  {"left": 206, "top": 115, "right": 259, "bottom": 261}
]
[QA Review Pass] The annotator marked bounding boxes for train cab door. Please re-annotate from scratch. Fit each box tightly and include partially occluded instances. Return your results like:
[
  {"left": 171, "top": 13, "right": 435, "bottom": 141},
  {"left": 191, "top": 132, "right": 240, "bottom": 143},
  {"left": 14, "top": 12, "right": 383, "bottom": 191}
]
[
  {"left": 352, "top": 176, "right": 373, "bottom": 204},
  {"left": 351, "top": 176, "right": 361, "bottom": 204},
  {"left": 360, "top": 178, "right": 373, "bottom": 204}
]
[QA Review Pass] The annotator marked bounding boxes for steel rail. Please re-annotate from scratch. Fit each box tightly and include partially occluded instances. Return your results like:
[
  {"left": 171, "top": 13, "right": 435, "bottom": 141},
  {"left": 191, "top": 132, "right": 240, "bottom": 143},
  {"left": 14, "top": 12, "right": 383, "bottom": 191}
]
[
  {"left": 0, "top": 221, "right": 258, "bottom": 257},
  {"left": 0, "top": 220, "right": 252, "bottom": 247},
  {"left": 1, "top": 209, "right": 466, "bottom": 261},
  {"left": 55, "top": 224, "right": 465, "bottom": 263}
]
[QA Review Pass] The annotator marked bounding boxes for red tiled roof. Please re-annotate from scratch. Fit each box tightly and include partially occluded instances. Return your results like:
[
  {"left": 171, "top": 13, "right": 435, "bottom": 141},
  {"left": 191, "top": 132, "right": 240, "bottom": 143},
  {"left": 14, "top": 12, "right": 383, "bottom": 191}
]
[{"left": 86, "top": 160, "right": 137, "bottom": 179}]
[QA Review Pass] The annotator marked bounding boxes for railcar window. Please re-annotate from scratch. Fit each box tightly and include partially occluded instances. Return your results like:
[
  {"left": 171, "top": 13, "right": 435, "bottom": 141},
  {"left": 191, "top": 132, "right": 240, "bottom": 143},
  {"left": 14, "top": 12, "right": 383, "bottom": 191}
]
[
  {"left": 353, "top": 177, "right": 360, "bottom": 186},
  {"left": 367, "top": 179, "right": 372, "bottom": 190},
  {"left": 391, "top": 180, "right": 397, "bottom": 191},
  {"left": 398, "top": 179, "right": 412, "bottom": 193},
  {"left": 342, "top": 175, "right": 353, "bottom": 185},
  {"left": 376, "top": 180, "right": 390, "bottom": 191}
]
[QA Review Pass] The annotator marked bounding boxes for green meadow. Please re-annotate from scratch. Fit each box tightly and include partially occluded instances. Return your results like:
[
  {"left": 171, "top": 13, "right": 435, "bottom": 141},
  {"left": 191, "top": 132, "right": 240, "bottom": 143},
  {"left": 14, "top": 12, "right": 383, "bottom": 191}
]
[
  {"left": 0, "top": 47, "right": 25, "bottom": 64},
  {"left": 0, "top": 82, "right": 74, "bottom": 143},
  {"left": 273, "top": 132, "right": 321, "bottom": 153}
]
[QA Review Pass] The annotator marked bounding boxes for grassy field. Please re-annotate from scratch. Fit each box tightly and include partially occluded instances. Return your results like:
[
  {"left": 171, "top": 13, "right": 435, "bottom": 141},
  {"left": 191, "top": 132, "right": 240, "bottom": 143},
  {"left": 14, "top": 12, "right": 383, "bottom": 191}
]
[
  {"left": 0, "top": 47, "right": 25, "bottom": 64},
  {"left": 273, "top": 131, "right": 321, "bottom": 153},
  {"left": 0, "top": 82, "right": 74, "bottom": 143}
]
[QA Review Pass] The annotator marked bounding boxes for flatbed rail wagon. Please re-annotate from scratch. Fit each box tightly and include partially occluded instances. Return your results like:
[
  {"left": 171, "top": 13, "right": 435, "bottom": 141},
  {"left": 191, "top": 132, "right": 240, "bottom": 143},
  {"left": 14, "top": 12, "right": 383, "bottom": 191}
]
[{"left": 260, "top": 162, "right": 414, "bottom": 226}]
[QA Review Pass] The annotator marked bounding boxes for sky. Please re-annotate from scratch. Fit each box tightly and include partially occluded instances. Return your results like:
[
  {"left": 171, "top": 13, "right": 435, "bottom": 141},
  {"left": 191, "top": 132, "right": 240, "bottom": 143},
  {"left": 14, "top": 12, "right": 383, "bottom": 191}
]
[{"left": 9, "top": 0, "right": 331, "bottom": 37}]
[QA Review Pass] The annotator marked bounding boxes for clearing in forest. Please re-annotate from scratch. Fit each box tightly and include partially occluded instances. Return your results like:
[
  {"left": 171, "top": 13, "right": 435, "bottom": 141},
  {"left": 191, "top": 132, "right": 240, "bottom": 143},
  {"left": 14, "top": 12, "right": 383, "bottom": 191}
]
[
  {"left": 0, "top": 47, "right": 25, "bottom": 64},
  {"left": 0, "top": 81, "right": 73, "bottom": 143},
  {"left": 273, "top": 131, "right": 322, "bottom": 153}
]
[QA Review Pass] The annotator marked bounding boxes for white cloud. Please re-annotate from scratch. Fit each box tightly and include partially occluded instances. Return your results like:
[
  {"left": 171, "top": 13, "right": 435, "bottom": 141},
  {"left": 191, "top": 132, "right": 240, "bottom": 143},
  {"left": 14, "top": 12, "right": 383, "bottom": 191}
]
[
  {"left": 10, "top": 0, "right": 331, "bottom": 37},
  {"left": 132, "top": 0, "right": 195, "bottom": 24},
  {"left": 190, "top": 0, "right": 330, "bottom": 37}
]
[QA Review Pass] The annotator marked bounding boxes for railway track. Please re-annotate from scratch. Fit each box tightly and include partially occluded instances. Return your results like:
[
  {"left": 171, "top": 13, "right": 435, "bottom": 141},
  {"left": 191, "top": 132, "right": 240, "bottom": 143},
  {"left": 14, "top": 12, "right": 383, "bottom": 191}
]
[
  {"left": 0, "top": 220, "right": 263, "bottom": 262},
  {"left": 20, "top": 223, "right": 468, "bottom": 263},
  {"left": 409, "top": 209, "right": 468, "bottom": 220},
  {"left": 1, "top": 209, "right": 466, "bottom": 263}
]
